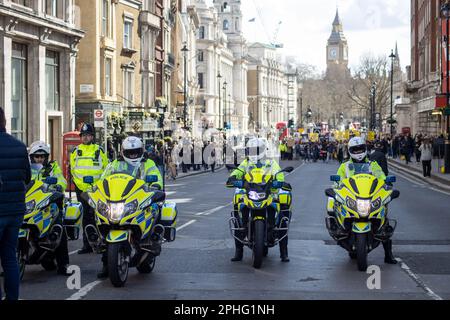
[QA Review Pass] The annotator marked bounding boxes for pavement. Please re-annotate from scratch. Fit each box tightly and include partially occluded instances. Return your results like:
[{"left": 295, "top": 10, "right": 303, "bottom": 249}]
[
  {"left": 388, "top": 158, "right": 450, "bottom": 192},
  {"left": 10, "top": 159, "right": 450, "bottom": 300}
]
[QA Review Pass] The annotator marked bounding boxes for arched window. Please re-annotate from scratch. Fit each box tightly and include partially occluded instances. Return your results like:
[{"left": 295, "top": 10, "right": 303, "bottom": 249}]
[{"left": 223, "top": 20, "right": 229, "bottom": 30}]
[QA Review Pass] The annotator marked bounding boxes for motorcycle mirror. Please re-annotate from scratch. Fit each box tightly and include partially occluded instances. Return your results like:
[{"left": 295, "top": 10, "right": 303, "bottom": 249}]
[
  {"left": 145, "top": 175, "right": 159, "bottom": 184},
  {"left": 83, "top": 176, "right": 94, "bottom": 185},
  {"left": 330, "top": 175, "right": 341, "bottom": 182},
  {"left": 391, "top": 190, "right": 400, "bottom": 200},
  {"left": 386, "top": 176, "right": 397, "bottom": 184},
  {"left": 44, "top": 177, "right": 58, "bottom": 185},
  {"left": 283, "top": 167, "right": 294, "bottom": 173},
  {"left": 272, "top": 181, "right": 283, "bottom": 189},
  {"left": 325, "top": 188, "right": 336, "bottom": 198},
  {"left": 233, "top": 181, "right": 244, "bottom": 189}
]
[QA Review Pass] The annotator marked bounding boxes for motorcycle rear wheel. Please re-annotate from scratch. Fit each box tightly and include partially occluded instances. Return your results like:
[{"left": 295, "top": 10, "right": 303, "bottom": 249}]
[
  {"left": 252, "top": 220, "right": 265, "bottom": 269},
  {"left": 356, "top": 233, "right": 368, "bottom": 272},
  {"left": 17, "top": 241, "right": 28, "bottom": 281},
  {"left": 108, "top": 243, "right": 130, "bottom": 287}
]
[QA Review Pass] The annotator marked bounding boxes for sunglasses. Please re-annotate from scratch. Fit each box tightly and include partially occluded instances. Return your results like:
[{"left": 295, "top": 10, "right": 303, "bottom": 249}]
[{"left": 33, "top": 155, "right": 46, "bottom": 159}]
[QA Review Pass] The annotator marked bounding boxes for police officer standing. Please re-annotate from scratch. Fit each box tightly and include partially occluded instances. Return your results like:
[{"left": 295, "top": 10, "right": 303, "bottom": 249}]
[{"left": 70, "top": 124, "right": 109, "bottom": 254}]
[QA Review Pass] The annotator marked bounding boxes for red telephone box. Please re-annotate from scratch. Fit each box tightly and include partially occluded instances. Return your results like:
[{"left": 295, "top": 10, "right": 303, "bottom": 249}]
[{"left": 63, "top": 131, "right": 82, "bottom": 192}]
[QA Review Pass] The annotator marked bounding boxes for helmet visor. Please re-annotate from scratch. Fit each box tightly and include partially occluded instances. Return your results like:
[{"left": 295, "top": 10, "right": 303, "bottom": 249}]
[
  {"left": 349, "top": 145, "right": 366, "bottom": 155},
  {"left": 123, "top": 148, "right": 143, "bottom": 160}
]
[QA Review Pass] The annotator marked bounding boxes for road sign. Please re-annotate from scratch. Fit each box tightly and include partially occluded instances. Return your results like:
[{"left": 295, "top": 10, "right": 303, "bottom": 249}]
[{"left": 94, "top": 109, "right": 104, "bottom": 121}]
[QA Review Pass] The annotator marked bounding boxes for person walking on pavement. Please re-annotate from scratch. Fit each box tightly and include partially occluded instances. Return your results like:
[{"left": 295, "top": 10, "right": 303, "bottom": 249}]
[
  {"left": 419, "top": 138, "right": 433, "bottom": 178},
  {"left": 28, "top": 141, "right": 71, "bottom": 275},
  {"left": 70, "top": 124, "right": 109, "bottom": 254},
  {"left": 0, "top": 107, "right": 31, "bottom": 300}
]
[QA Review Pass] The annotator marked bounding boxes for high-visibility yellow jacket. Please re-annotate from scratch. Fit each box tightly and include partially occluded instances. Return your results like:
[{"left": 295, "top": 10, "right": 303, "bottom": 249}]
[
  {"left": 337, "top": 158, "right": 386, "bottom": 181},
  {"left": 101, "top": 159, "right": 163, "bottom": 190},
  {"left": 31, "top": 161, "right": 67, "bottom": 192},
  {"left": 230, "top": 158, "right": 285, "bottom": 182},
  {"left": 70, "top": 144, "right": 109, "bottom": 192}
]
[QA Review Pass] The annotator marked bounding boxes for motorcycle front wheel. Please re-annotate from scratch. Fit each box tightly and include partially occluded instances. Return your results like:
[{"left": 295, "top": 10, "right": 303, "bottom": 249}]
[
  {"left": 355, "top": 233, "right": 368, "bottom": 272},
  {"left": 108, "top": 243, "right": 130, "bottom": 287},
  {"left": 252, "top": 220, "right": 265, "bottom": 269}
]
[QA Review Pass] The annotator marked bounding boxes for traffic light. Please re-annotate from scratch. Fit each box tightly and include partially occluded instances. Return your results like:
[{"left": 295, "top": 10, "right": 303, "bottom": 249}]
[{"left": 288, "top": 119, "right": 294, "bottom": 129}]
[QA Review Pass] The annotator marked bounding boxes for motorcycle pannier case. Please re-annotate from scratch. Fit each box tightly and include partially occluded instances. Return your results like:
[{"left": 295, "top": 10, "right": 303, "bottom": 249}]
[
  {"left": 161, "top": 201, "right": 178, "bottom": 242},
  {"left": 63, "top": 201, "right": 83, "bottom": 240}
]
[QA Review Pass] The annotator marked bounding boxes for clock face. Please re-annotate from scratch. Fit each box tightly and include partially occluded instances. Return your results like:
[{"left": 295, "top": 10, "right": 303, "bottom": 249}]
[{"left": 329, "top": 48, "right": 337, "bottom": 59}]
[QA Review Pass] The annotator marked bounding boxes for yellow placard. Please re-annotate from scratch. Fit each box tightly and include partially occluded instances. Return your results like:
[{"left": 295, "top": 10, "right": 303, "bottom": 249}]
[
  {"left": 309, "top": 133, "right": 319, "bottom": 142},
  {"left": 298, "top": 128, "right": 305, "bottom": 134},
  {"left": 367, "top": 131, "right": 376, "bottom": 142}
]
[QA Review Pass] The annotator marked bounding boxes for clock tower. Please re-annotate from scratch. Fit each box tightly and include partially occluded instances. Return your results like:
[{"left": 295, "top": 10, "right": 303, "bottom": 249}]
[{"left": 326, "top": 9, "right": 349, "bottom": 78}]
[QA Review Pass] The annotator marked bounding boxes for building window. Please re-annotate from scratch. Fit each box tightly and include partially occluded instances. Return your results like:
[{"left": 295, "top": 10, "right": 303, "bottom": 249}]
[
  {"left": 198, "top": 50, "right": 204, "bottom": 62},
  {"left": 105, "top": 58, "right": 112, "bottom": 96},
  {"left": 45, "top": 50, "right": 60, "bottom": 111},
  {"left": 199, "top": 26, "right": 205, "bottom": 39},
  {"left": 198, "top": 73, "right": 204, "bottom": 89},
  {"left": 45, "top": 0, "right": 59, "bottom": 17},
  {"left": 223, "top": 20, "right": 229, "bottom": 31},
  {"left": 123, "top": 68, "right": 135, "bottom": 106},
  {"left": 123, "top": 19, "right": 133, "bottom": 49},
  {"left": 11, "top": 43, "right": 27, "bottom": 143},
  {"left": 102, "top": 0, "right": 110, "bottom": 37},
  {"left": 11, "top": 0, "right": 32, "bottom": 7}
]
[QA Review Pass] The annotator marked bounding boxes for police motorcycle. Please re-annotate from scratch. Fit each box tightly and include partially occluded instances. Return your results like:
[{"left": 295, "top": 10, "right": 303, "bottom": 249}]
[
  {"left": 81, "top": 165, "right": 177, "bottom": 287},
  {"left": 18, "top": 164, "right": 82, "bottom": 279},
  {"left": 227, "top": 165, "right": 294, "bottom": 269},
  {"left": 324, "top": 163, "right": 400, "bottom": 271}
]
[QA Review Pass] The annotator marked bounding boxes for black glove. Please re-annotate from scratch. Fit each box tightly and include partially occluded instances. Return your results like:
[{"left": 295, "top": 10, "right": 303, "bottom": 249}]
[{"left": 226, "top": 176, "right": 238, "bottom": 188}]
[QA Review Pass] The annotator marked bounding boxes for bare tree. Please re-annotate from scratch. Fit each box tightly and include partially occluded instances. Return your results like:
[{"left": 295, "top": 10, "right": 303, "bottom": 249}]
[{"left": 348, "top": 53, "right": 390, "bottom": 120}]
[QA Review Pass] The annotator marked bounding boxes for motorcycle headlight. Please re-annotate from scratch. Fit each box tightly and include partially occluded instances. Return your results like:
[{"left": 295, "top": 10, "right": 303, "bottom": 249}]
[
  {"left": 371, "top": 198, "right": 382, "bottom": 211},
  {"left": 248, "top": 191, "right": 267, "bottom": 201},
  {"left": 124, "top": 200, "right": 138, "bottom": 216},
  {"left": 346, "top": 197, "right": 357, "bottom": 211},
  {"left": 109, "top": 203, "right": 125, "bottom": 223},
  {"left": 97, "top": 200, "right": 109, "bottom": 217},
  {"left": 26, "top": 200, "right": 36, "bottom": 214},
  {"left": 38, "top": 198, "right": 50, "bottom": 210},
  {"left": 357, "top": 200, "right": 371, "bottom": 218}
]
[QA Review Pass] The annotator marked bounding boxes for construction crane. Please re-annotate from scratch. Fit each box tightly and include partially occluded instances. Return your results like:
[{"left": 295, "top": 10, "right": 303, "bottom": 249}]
[
  {"left": 251, "top": 0, "right": 283, "bottom": 49},
  {"left": 271, "top": 21, "right": 284, "bottom": 49}
]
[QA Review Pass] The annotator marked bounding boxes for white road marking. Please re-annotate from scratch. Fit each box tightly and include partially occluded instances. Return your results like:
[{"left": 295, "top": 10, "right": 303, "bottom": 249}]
[
  {"left": 171, "top": 198, "right": 193, "bottom": 204},
  {"left": 69, "top": 250, "right": 79, "bottom": 256},
  {"left": 397, "top": 258, "right": 443, "bottom": 301},
  {"left": 177, "top": 219, "right": 197, "bottom": 231},
  {"left": 66, "top": 280, "right": 102, "bottom": 300},
  {"left": 195, "top": 203, "right": 232, "bottom": 216},
  {"left": 393, "top": 170, "right": 450, "bottom": 196}
]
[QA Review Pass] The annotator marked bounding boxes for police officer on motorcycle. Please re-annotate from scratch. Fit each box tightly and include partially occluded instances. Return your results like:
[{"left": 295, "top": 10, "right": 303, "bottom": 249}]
[
  {"left": 227, "top": 138, "right": 290, "bottom": 263},
  {"left": 96, "top": 136, "right": 163, "bottom": 278},
  {"left": 29, "top": 141, "right": 70, "bottom": 275},
  {"left": 333, "top": 137, "right": 397, "bottom": 265},
  {"left": 70, "top": 124, "right": 109, "bottom": 254}
]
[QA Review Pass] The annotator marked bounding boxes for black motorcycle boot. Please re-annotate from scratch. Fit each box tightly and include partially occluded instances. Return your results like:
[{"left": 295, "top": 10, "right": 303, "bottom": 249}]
[
  {"left": 279, "top": 238, "right": 290, "bottom": 263},
  {"left": 97, "top": 265, "right": 109, "bottom": 279},
  {"left": 383, "top": 240, "right": 398, "bottom": 264},
  {"left": 231, "top": 241, "right": 244, "bottom": 262},
  {"left": 57, "top": 265, "right": 71, "bottom": 276}
]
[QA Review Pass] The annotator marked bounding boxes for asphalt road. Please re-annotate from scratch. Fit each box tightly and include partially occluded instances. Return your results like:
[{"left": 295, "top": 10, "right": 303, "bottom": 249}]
[{"left": 14, "top": 159, "right": 450, "bottom": 300}]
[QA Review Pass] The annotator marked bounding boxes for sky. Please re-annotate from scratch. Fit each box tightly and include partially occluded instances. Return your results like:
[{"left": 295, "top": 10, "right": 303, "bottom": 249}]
[{"left": 205, "top": 0, "right": 411, "bottom": 74}]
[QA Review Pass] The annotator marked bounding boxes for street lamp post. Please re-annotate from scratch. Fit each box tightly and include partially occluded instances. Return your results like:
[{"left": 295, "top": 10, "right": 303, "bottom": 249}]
[
  {"left": 217, "top": 72, "right": 222, "bottom": 130},
  {"left": 370, "top": 83, "right": 377, "bottom": 131},
  {"left": 181, "top": 44, "right": 189, "bottom": 130},
  {"left": 389, "top": 49, "right": 396, "bottom": 137},
  {"left": 442, "top": 2, "right": 450, "bottom": 173},
  {"left": 223, "top": 81, "right": 228, "bottom": 129}
]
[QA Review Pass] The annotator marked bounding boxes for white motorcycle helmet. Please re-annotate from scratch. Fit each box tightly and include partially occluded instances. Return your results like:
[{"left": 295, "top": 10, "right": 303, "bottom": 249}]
[
  {"left": 246, "top": 138, "right": 267, "bottom": 163},
  {"left": 348, "top": 137, "right": 367, "bottom": 162},
  {"left": 122, "top": 136, "right": 144, "bottom": 167},
  {"left": 29, "top": 141, "right": 50, "bottom": 164}
]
